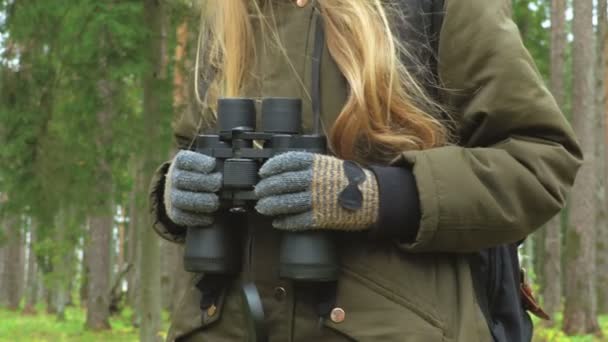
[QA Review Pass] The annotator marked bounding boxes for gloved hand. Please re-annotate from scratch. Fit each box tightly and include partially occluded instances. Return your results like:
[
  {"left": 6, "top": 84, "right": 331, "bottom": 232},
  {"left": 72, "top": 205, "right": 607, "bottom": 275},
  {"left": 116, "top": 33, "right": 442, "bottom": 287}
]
[
  {"left": 254, "top": 151, "right": 379, "bottom": 231},
  {"left": 164, "top": 150, "right": 222, "bottom": 227}
]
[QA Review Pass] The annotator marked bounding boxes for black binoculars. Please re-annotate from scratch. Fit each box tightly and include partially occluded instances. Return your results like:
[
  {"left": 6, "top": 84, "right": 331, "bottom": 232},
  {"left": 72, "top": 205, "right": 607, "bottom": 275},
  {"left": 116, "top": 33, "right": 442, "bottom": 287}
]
[{"left": 183, "top": 97, "right": 339, "bottom": 282}]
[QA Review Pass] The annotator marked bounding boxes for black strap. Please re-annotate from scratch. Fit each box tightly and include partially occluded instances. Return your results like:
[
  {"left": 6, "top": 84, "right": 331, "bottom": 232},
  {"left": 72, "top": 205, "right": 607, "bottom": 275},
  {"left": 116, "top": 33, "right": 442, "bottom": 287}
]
[
  {"left": 315, "top": 281, "right": 338, "bottom": 318},
  {"left": 196, "top": 274, "right": 229, "bottom": 312},
  {"left": 311, "top": 8, "right": 324, "bottom": 135},
  {"left": 469, "top": 252, "right": 493, "bottom": 324},
  {"left": 309, "top": 8, "right": 339, "bottom": 324}
]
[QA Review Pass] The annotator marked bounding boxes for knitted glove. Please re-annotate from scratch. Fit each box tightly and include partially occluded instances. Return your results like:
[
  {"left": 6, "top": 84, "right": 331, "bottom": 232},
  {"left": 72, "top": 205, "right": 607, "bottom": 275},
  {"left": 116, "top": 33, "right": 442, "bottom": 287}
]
[
  {"left": 164, "top": 150, "right": 222, "bottom": 227},
  {"left": 254, "top": 151, "right": 379, "bottom": 231}
]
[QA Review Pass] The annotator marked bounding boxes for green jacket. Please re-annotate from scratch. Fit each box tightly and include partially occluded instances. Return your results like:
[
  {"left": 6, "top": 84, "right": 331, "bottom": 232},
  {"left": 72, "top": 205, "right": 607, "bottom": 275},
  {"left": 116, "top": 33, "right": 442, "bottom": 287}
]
[{"left": 149, "top": 0, "right": 582, "bottom": 341}]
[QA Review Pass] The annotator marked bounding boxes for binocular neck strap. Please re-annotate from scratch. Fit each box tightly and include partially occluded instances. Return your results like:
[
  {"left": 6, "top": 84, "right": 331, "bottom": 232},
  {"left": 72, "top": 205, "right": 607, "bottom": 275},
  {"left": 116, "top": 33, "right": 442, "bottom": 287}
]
[{"left": 311, "top": 7, "right": 324, "bottom": 135}]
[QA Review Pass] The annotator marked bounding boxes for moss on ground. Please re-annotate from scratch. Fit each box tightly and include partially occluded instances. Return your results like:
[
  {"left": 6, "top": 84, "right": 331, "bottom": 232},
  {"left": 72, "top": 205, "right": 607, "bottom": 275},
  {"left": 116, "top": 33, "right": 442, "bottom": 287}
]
[{"left": 0, "top": 306, "right": 168, "bottom": 342}]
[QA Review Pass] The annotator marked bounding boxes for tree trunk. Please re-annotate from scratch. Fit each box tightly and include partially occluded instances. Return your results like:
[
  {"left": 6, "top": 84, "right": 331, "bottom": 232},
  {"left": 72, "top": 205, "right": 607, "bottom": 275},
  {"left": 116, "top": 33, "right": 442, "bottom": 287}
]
[
  {"left": 36, "top": 271, "right": 45, "bottom": 310},
  {"left": 17, "top": 220, "right": 25, "bottom": 308},
  {"left": 23, "top": 220, "right": 38, "bottom": 315},
  {"left": 126, "top": 166, "right": 141, "bottom": 321},
  {"left": 139, "top": 0, "right": 168, "bottom": 339},
  {"left": 66, "top": 277, "right": 75, "bottom": 307},
  {"left": 54, "top": 214, "right": 72, "bottom": 322},
  {"left": 55, "top": 283, "right": 67, "bottom": 321},
  {"left": 0, "top": 218, "right": 8, "bottom": 307},
  {"left": 118, "top": 210, "right": 126, "bottom": 278},
  {"left": 46, "top": 289, "right": 57, "bottom": 314},
  {"left": 563, "top": 0, "right": 601, "bottom": 335},
  {"left": 86, "top": 214, "right": 112, "bottom": 330},
  {"left": 138, "top": 179, "right": 161, "bottom": 341},
  {"left": 1, "top": 216, "right": 24, "bottom": 311},
  {"left": 106, "top": 207, "right": 127, "bottom": 314},
  {"left": 166, "top": 18, "right": 196, "bottom": 315},
  {"left": 543, "top": 0, "right": 567, "bottom": 321},
  {"left": 532, "top": 229, "right": 545, "bottom": 295},
  {"left": 173, "top": 20, "right": 189, "bottom": 114},
  {"left": 85, "top": 74, "right": 114, "bottom": 330},
  {"left": 160, "top": 239, "right": 174, "bottom": 312},
  {"left": 80, "top": 231, "right": 89, "bottom": 308},
  {"left": 597, "top": 0, "right": 608, "bottom": 316},
  {"left": 544, "top": 215, "right": 562, "bottom": 320}
]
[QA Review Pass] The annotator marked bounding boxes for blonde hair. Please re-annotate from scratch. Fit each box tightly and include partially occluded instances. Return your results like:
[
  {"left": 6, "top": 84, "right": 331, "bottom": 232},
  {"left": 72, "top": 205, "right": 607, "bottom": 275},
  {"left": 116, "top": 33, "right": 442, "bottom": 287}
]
[{"left": 196, "top": 0, "right": 448, "bottom": 163}]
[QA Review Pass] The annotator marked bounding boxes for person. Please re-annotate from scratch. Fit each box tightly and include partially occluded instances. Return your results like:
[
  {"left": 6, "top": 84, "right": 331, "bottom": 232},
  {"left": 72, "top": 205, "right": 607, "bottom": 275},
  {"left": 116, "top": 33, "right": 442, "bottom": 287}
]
[{"left": 149, "top": 0, "right": 582, "bottom": 341}]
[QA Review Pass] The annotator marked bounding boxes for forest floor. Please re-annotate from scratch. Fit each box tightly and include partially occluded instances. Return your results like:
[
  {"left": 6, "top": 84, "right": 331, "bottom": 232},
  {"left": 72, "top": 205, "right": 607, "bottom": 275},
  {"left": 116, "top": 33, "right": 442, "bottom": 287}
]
[
  {"left": 1, "top": 307, "right": 607, "bottom": 341},
  {"left": 0, "top": 306, "right": 169, "bottom": 341},
  {"left": 532, "top": 314, "right": 608, "bottom": 342}
]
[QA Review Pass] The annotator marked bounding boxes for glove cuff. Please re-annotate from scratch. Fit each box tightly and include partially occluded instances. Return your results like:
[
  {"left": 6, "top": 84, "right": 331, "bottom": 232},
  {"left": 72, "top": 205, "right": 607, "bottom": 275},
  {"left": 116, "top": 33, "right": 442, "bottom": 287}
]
[
  {"left": 369, "top": 165, "right": 420, "bottom": 241},
  {"left": 163, "top": 161, "right": 177, "bottom": 221},
  {"left": 311, "top": 155, "right": 379, "bottom": 231},
  {"left": 151, "top": 162, "right": 187, "bottom": 241}
]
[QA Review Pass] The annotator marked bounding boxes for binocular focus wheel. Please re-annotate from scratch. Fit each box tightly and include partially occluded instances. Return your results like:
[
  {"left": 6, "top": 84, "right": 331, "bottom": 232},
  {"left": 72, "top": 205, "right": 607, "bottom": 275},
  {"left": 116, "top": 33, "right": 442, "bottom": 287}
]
[{"left": 223, "top": 159, "right": 259, "bottom": 188}]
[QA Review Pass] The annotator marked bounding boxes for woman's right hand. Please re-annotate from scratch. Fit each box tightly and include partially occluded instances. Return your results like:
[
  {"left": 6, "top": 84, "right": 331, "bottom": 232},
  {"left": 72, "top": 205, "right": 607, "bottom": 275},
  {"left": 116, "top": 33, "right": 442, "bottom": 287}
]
[{"left": 164, "top": 150, "right": 223, "bottom": 227}]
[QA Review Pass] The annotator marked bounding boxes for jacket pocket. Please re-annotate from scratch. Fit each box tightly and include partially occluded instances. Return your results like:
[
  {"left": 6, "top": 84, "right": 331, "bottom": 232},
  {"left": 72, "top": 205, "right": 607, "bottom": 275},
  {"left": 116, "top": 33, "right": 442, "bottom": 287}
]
[
  {"left": 167, "top": 274, "right": 226, "bottom": 342},
  {"left": 323, "top": 267, "right": 449, "bottom": 342}
]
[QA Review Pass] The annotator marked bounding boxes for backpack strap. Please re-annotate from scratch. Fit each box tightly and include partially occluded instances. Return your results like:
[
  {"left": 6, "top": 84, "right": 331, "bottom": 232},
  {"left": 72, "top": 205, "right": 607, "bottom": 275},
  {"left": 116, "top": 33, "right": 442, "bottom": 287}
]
[{"left": 311, "top": 5, "right": 324, "bottom": 135}]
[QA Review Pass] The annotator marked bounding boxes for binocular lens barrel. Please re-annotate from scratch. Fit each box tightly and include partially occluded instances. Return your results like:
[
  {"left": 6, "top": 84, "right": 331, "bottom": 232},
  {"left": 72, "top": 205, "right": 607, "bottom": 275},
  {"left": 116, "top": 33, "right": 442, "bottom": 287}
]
[
  {"left": 218, "top": 98, "right": 256, "bottom": 133},
  {"left": 279, "top": 232, "right": 339, "bottom": 281},
  {"left": 262, "top": 98, "right": 302, "bottom": 134},
  {"left": 183, "top": 217, "right": 242, "bottom": 275}
]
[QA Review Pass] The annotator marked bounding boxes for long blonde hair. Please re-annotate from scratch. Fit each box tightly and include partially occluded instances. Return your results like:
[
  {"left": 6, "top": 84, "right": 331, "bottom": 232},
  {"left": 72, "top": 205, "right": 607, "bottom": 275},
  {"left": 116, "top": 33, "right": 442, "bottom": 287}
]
[{"left": 196, "top": 0, "right": 448, "bottom": 163}]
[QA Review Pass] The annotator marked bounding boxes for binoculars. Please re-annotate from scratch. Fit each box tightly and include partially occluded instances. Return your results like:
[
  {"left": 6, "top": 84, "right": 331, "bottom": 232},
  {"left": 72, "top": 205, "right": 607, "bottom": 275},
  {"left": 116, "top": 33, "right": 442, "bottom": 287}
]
[{"left": 183, "top": 97, "right": 339, "bottom": 282}]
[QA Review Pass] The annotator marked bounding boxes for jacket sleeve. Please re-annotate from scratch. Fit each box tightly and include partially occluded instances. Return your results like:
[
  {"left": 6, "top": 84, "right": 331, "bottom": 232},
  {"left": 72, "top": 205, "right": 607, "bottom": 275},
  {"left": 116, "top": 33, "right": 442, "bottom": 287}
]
[
  {"left": 392, "top": 0, "right": 583, "bottom": 253},
  {"left": 148, "top": 106, "right": 211, "bottom": 243}
]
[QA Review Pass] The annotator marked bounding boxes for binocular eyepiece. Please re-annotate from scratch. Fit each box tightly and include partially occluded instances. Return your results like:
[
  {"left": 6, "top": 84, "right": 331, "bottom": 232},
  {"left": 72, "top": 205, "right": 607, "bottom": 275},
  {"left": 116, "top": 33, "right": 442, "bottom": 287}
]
[
  {"left": 183, "top": 97, "right": 339, "bottom": 282},
  {"left": 217, "top": 97, "right": 301, "bottom": 134}
]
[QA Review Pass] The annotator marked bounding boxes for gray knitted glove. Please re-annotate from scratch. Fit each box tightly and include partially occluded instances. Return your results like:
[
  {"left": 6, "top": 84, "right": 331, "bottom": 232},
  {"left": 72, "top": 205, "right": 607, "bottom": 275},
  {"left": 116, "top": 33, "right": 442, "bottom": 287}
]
[
  {"left": 164, "top": 150, "right": 222, "bottom": 227},
  {"left": 254, "top": 152, "right": 379, "bottom": 231}
]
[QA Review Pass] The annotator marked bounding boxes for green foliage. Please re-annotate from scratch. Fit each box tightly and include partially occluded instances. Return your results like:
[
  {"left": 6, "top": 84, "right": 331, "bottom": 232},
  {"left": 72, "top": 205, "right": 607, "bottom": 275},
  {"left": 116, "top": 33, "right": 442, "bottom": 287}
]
[
  {"left": 513, "top": 0, "right": 551, "bottom": 80},
  {"left": 0, "top": 0, "right": 182, "bottom": 310},
  {"left": 512, "top": 0, "right": 574, "bottom": 118},
  {"left": 0, "top": 306, "right": 169, "bottom": 342},
  {"left": 533, "top": 314, "right": 608, "bottom": 341},
  {"left": 0, "top": 0, "right": 166, "bottom": 217}
]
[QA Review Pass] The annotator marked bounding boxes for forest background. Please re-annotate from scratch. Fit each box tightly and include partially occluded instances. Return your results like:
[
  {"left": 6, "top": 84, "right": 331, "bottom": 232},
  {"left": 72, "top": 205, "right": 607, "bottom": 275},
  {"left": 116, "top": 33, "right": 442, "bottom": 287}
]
[{"left": 0, "top": 0, "right": 607, "bottom": 341}]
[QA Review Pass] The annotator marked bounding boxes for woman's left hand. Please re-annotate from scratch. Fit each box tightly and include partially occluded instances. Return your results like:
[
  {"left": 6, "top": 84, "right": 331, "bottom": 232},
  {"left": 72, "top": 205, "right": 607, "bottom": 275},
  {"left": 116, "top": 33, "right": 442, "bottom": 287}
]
[{"left": 254, "top": 151, "right": 379, "bottom": 231}]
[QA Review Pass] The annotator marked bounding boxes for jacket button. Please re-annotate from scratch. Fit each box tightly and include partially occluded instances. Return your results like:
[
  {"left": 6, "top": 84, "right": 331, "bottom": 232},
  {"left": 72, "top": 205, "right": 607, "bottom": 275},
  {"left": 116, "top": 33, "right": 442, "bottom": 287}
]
[
  {"left": 296, "top": 0, "right": 309, "bottom": 7},
  {"left": 274, "top": 286, "right": 287, "bottom": 301},
  {"left": 330, "top": 307, "right": 346, "bottom": 323}
]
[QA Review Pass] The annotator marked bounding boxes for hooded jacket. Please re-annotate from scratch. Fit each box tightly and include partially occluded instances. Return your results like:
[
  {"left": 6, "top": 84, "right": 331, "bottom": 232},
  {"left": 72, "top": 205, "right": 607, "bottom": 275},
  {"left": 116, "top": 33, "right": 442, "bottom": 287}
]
[{"left": 148, "top": 0, "right": 582, "bottom": 341}]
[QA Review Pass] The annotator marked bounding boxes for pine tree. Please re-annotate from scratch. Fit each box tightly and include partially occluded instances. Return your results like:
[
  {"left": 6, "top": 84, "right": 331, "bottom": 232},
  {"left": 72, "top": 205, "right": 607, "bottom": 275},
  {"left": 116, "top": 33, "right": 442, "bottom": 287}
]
[
  {"left": 139, "top": 0, "right": 171, "bottom": 339},
  {"left": 543, "top": 0, "right": 567, "bottom": 321},
  {"left": 597, "top": 0, "right": 608, "bottom": 315},
  {"left": 563, "top": 0, "right": 601, "bottom": 335}
]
